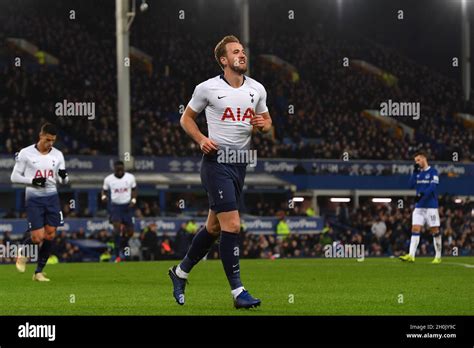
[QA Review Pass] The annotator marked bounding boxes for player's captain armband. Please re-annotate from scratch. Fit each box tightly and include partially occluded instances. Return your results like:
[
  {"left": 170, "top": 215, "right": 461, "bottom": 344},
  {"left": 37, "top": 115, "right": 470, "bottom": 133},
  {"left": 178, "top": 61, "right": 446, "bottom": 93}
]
[{"left": 432, "top": 175, "right": 439, "bottom": 184}]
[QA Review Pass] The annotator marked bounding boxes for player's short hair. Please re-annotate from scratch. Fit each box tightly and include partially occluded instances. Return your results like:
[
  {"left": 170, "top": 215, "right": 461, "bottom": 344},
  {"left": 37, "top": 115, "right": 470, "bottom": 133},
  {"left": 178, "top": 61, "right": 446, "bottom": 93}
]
[
  {"left": 214, "top": 35, "right": 241, "bottom": 70},
  {"left": 40, "top": 123, "right": 57, "bottom": 136},
  {"left": 413, "top": 151, "right": 428, "bottom": 159},
  {"left": 114, "top": 160, "right": 124, "bottom": 167}
]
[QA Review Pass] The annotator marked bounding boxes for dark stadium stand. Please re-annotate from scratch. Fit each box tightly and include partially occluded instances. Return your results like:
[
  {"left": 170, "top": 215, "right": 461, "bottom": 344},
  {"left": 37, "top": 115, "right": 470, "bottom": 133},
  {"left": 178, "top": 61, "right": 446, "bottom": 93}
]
[{"left": 1, "top": 0, "right": 472, "bottom": 160}]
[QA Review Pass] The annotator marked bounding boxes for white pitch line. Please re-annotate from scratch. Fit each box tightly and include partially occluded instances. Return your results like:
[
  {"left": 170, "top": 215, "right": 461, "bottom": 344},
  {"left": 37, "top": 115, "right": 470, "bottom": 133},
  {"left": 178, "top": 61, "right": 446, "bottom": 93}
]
[{"left": 441, "top": 262, "right": 474, "bottom": 268}]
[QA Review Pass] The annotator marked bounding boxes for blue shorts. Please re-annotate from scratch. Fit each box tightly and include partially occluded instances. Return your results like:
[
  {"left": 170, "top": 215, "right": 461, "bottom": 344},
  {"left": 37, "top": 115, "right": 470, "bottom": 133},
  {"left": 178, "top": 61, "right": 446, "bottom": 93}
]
[
  {"left": 26, "top": 194, "right": 63, "bottom": 231},
  {"left": 110, "top": 203, "right": 134, "bottom": 226},
  {"left": 200, "top": 156, "right": 246, "bottom": 213}
]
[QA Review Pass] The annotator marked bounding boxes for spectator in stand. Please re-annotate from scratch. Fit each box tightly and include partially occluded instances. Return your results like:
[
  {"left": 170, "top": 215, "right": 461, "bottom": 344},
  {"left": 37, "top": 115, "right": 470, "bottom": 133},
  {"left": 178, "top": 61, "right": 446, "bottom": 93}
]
[
  {"left": 140, "top": 223, "right": 159, "bottom": 260},
  {"left": 371, "top": 215, "right": 387, "bottom": 240},
  {"left": 1, "top": 1, "right": 472, "bottom": 161}
]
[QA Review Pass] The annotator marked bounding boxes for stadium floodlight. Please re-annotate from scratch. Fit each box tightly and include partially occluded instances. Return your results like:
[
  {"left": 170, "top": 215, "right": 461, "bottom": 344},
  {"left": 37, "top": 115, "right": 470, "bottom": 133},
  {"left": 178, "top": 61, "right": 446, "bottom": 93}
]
[
  {"left": 330, "top": 198, "right": 351, "bottom": 203},
  {"left": 140, "top": 0, "right": 148, "bottom": 12},
  {"left": 372, "top": 198, "right": 392, "bottom": 203},
  {"left": 292, "top": 197, "right": 305, "bottom": 202}
]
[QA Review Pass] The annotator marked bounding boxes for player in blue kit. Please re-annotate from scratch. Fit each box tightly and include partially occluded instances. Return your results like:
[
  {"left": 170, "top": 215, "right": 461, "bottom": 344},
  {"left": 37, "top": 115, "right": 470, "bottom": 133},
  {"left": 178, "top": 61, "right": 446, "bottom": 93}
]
[
  {"left": 11, "top": 123, "right": 69, "bottom": 281},
  {"left": 400, "top": 151, "right": 442, "bottom": 264},
  {"left": 168, "top": 35, "right": 272, "bottom": 309}
]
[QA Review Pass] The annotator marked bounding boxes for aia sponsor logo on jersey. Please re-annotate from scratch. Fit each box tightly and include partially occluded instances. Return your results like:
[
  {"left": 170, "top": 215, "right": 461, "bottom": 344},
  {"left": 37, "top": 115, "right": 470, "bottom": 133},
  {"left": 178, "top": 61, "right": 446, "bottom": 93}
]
[
  {"left": 114, "top": 187, "right": 129, "bottom": 194},
  {"left": 34, "top": 169, "right": 54, "bottom": 178},
  {"left": 221, "top": 107, "right": 254, "bottom": 121}
]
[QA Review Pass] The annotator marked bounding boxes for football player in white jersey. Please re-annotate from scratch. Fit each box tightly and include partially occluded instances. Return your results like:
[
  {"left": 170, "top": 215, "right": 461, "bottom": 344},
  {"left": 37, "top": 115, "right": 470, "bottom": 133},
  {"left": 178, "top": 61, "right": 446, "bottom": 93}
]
[
  {"left": 11, "top": 123, "right": 69, "bottom": 281},
  {"left": 169, "top": 35, "right": 272, "bottom": 309},
  {"left": 101, "top": 160, "right": 137, "bottom": 262}
]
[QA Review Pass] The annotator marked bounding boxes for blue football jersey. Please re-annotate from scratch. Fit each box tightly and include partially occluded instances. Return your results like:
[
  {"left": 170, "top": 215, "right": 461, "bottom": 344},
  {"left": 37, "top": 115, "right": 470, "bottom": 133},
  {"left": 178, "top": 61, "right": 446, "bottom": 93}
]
[{"left": 409, "top": 166, "right": 439, "bottom": 208}]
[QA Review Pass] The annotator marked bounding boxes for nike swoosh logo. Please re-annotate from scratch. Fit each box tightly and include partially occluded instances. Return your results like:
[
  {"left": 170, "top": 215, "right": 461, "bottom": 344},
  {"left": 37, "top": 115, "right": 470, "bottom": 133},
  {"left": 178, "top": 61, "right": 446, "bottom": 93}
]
[
  {"left": 218, "top": 96, "right": 226, "bottom": 99},
  {"left": 232, "top": 264, "right": 239, "bottom": 268}
]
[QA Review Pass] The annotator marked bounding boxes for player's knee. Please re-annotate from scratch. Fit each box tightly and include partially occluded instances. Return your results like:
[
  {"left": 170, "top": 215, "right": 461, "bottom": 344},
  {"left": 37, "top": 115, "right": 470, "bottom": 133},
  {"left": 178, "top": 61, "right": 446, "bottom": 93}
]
[
  {"left": 42, "top": 227, "right": 55, "bottom": 240},
  {"left": 430, "top": 227, "right": 439, "bottom": 234},
  {"left": 44, "top": 225, "right": 56, "bottom": 234},
  {"left": 44, "top": 232, "right": 55, "bottom": 241},
  {"left": 206, "top": 222, "right": 220, "bottom": 235},
  {"left": 31, "top": 235, "right": 42, "bottom": 244},
  {"left": 31, "top": 230, "right": 44, "bottom": 244},
  {"left": 223, "top": 220, "right": 240, "bottom": 234},
  {"left": 411, "top": 225, "right": 421, "bottom": 233}
]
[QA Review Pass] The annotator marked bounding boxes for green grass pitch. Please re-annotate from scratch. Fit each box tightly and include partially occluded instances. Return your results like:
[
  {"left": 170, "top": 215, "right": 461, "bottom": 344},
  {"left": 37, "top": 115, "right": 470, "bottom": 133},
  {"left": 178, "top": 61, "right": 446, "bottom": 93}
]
[{"left": 0, "top": 257, "right": 472, "bottom": 315}]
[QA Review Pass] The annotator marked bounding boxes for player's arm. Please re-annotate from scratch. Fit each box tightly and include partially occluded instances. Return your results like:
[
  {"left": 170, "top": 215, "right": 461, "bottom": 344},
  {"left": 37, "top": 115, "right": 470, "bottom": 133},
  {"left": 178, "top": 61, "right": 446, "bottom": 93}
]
[
  {"left": 101, "top": 178, "right": 109, "bottom": 203},
  {"left": 180, "top": 106, "right": 218, "bottom": 154},
  {"left": 100, "top": 189, "right": 108, "bottom": 203},
  {"left": 57, "top": 152, "right": 69, "bottom": 184},
  {"left": 181, "top": 84, "right": 218, "bottom": 154},
  {"left": 129, "top": 188, "right": 137, "bottom": 207},
  {"left": 250, "top": 111, "right": 272, "bottom": 133},
  {"left": 250, "top": 85, "right": 272, "bottom": 133},
  {"left": 421, "top": 180, "right": 438, "bottom": 195},
  {"left": 130, "top": 175, "right": 137, "bottom": 207},
  {"left": 10, "top": 151, "right": 45, "bottom": 187}
]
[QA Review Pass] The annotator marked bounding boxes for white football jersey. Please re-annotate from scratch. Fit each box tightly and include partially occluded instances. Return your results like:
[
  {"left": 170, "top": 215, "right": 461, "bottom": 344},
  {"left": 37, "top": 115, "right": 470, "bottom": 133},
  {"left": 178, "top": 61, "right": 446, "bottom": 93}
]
[
  {"left": 188, "top": 75, "right": 268, "bottom": 151},
  {"left": 11, "top": 144, "right": 66, "bottom": 200},
  {"left": 103, "top": 172, "right": 137, "bottom": 204}
]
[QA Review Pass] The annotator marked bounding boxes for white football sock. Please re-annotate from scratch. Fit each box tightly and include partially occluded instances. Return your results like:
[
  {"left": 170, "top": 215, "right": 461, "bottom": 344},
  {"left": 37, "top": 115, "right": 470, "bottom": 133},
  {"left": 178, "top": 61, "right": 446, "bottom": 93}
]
[
  {"left": 409, "top": 233, "right": 420, "bottom": 258},
  {"left": 433, "top": 234, "right": 442, "bottom": 259},
  {"left": 176, "top": 265, "right": 189, "bottom": 279},
  {"left": 231, "top": 286, "right": 245, "bottom": 299}
]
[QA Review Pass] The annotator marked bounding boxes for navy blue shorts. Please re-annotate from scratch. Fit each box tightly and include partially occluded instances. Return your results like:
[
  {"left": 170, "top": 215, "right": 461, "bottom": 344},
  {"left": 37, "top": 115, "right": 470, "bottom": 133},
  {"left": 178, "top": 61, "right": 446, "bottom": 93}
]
[
  {"left": 26, "top": 194, "right": 63, "bottom": 231},
  {"left": 110, "top": 203, "right": 134, "bottom": 226},
  {"left": 200, "top": 157, "right": 246, "bottom": 213}
]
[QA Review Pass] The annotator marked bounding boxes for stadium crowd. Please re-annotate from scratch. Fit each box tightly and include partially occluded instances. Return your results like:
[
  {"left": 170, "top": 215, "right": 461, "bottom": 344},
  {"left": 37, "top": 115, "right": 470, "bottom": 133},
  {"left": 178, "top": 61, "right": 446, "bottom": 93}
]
[{"left": 1, "top": 0, "right": 473, "bottom": 161}]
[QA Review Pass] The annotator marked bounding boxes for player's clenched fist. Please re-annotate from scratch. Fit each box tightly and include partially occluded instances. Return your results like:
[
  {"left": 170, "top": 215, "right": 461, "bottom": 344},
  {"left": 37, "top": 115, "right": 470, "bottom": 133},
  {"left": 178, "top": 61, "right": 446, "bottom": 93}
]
[
  {"left": 32, "top": 177, "right": 46, "bottom": 187},
  {"left": 199, "top": 137, "right": 219, "bottom": 154},
  {"left": 250, "top": 114, "right": 265, "bottom": 131},
  {"left": 101, "top": 194, "right": 108, "bottom": 203}
]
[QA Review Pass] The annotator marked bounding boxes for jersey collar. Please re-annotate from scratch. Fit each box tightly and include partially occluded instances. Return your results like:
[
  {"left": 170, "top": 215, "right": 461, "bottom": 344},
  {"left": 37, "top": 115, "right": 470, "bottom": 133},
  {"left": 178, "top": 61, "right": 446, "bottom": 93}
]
[
  {"left": 220, "top": 74, "right": 246, "bottom": 87},
  {"left": 34, "top": 143, "right": 52, "bottom": 154},
  {"left": 422, "top": 166, "right": 431, "bottom": 172}
]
